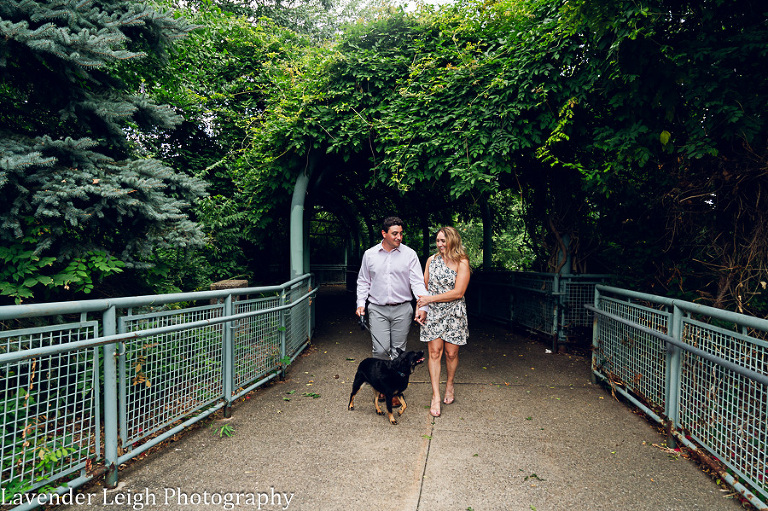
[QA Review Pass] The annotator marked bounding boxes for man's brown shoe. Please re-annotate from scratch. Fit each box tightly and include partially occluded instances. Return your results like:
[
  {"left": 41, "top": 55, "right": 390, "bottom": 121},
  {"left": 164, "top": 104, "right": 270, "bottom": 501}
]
[{"left": 391, "top": 396, "right": 401, "bottom": 407}]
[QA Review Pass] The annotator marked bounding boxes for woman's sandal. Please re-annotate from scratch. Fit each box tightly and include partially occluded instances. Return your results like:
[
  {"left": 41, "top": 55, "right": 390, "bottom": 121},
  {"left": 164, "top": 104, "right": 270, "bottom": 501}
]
[
  {"left": 430, "top": 397, "right": 441, "bottom": 417},
  {"left": 443, "top": 388, "right": 455, "bottom": 405}
]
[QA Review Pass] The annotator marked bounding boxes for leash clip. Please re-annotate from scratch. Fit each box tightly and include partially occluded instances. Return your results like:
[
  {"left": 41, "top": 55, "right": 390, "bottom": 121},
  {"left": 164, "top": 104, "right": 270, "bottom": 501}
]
[{"left": 358, "top": 314, "right": 367, "bottom": 331}]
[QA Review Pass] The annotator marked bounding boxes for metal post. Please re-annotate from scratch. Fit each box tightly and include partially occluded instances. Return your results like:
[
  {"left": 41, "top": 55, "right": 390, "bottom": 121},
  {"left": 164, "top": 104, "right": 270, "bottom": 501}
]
[
  {"left": 665, "top": 305, "right": 683, "bottom": 447},
  {"left": 591, "top": 286, "right": 600, "bottom": 384},
  {"left": 303, "top": 214, "right": 311, "bottom": 275},
  {"left": 556, "top": 235, "right": 572, "bottom": 352},
  {"left": 279, "top": 287, "right": 288, "bottom": 380},
  {"left": 290, "top": 157, "right": 315, "bottom": 280},
  {"left": 308, "top": 277, "right": 315, "bottom": 340},
  {"left": 102, "top": 306, "right": 119, "bottom": 488},
  {"left": 223, "top": 294, "right": 234, "bottom": 418},
  {"left": 117, "top": 315, "right": 127, "bottom": 451}
]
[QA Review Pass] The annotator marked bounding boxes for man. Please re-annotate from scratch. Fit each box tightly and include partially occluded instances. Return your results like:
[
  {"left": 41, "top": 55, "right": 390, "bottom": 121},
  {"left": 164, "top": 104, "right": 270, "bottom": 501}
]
[{"left": 356, "top": 216, "right": 428, "bottom": 364}]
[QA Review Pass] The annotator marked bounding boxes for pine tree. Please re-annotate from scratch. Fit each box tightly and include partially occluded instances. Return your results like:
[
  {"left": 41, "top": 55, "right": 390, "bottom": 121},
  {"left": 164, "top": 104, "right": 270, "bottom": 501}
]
[{"left": 0, "top": 0, "right": 208, "bottom": 299}]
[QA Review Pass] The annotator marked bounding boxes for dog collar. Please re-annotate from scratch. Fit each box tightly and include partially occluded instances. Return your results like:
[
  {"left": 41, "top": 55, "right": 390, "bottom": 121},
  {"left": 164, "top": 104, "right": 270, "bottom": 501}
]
[{"left": 397, "top": 371, "right": 406, "bottom": 377}]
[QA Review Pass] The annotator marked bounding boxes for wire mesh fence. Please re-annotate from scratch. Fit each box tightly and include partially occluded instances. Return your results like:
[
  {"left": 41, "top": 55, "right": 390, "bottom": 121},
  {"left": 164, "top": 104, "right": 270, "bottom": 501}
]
[
  {"left": 118, "top": 305, "right": 225, "bottom": 448},
  {"left": 233, "top": 295, "right": 282, "bottom": 392},
  {"left": 466, "top": 271, "right": 610, "bottom": 350},
  {"left": 0, "top": 323, "right": 101, "bottom": 498},
  {"left": 591, "top": 285, "right": 768, "bottom": 510},
  {"left": 0, "top": 275, "right": 315, "bottom": 509},
  {"left": 594, "top": 296, "right": 669, "bottom": 407}
]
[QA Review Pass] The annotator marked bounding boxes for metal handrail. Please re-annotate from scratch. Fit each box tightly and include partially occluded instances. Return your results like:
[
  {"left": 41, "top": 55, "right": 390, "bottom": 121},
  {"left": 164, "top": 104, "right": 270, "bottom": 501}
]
[
  {"left": 586, "top": 304, "right": 768, "bottom": 387},
  {"left": 0, "top": 274, "right": 311, "bottom": 320},
  {"left": 596, "top": 284, "right": 768, "bottom": 332},
  {"left": 0, "top": 291, "right": 316, "bottom": 365}
]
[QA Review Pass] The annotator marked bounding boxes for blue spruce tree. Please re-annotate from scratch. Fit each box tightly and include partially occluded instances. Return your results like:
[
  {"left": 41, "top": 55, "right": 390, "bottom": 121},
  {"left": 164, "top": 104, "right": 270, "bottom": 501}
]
[{"left": 0, "top": 0, "right": 208, "bottom": 301}]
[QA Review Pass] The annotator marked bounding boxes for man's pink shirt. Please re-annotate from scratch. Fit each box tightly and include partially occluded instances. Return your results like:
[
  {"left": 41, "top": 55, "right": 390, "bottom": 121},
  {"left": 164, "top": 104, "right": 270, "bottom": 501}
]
[{"left": 356, "top": 242, "right": 428, "bottom": 309}]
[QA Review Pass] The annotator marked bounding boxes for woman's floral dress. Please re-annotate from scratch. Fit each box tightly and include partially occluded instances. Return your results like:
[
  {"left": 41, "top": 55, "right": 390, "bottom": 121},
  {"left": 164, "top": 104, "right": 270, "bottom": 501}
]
[{"left": 420, "top": 255, "right": 468, "bottom": 345}]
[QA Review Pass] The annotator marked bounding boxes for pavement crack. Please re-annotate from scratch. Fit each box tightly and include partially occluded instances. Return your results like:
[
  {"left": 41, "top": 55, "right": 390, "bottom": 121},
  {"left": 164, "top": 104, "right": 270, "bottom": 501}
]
[{"left": 415, "top": 417, "right": 435, "bottom": 511}]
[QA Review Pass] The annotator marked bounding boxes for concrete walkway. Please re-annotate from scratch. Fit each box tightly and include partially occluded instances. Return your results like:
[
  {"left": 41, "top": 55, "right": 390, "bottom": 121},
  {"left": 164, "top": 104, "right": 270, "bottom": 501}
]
[{"left": 57, "top": 285, "right": 743, "bottom": 511}]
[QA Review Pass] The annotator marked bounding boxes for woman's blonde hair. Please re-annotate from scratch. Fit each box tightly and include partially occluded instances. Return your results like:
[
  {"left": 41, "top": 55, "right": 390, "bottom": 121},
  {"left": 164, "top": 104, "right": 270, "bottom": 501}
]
[{"left": 436, "top": 226, "right": 469, "bottom": 264}]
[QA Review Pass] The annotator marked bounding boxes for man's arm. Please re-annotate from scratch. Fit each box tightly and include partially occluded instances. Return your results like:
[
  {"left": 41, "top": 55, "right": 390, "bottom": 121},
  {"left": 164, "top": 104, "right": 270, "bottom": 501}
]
[
  {"left": 408, "top": 251, "right": 429, "bottom": 312},
  {"left": 412, "top": 254, "right": 432, "bottom": 325}
]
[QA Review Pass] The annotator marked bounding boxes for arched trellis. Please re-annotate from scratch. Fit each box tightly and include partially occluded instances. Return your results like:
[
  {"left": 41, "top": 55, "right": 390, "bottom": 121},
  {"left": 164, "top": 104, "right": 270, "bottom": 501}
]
[{"left": 288, "top": 153, "right": 498, "bottom": 279}]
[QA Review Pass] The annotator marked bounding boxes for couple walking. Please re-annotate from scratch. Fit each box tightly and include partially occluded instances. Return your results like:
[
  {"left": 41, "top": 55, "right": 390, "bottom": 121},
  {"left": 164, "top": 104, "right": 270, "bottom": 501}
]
[{"left": 355, "top": 216, "right": 470, "bottom": 418}]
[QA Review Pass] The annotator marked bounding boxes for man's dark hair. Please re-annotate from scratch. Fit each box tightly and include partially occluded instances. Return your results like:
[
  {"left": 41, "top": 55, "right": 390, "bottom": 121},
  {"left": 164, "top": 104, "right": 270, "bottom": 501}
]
[{"left": 381, "top": 216, "right": 404, "bottom": 233}]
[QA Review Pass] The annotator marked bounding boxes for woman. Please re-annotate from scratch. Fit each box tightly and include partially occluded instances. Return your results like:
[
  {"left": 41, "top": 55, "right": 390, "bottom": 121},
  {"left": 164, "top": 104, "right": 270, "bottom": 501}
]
[{"left": 417, "top": 226, "right": 470, "bottom": 418}]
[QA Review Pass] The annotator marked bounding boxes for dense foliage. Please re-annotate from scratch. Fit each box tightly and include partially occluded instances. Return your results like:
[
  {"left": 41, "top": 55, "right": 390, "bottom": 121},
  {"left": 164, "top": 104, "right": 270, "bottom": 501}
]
[
  {"left": 0, "top": 0, "right": 207, "bottom": 303},
  {"left": 130, "top": 2, "right": 316, "bottom": 289},
  {"left": 557, "top": 0, "right": 768, "bottom": 310},
  {"left": 2, "top": 0, "right": 767, "bottom": 315},
  {"left": 242, "top": 0, "right": 768, "bottom": 313}
]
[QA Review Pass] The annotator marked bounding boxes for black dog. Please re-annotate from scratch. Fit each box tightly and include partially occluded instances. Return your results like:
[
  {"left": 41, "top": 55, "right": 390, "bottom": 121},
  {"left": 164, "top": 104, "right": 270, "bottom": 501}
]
[{"left": 348, "top": 349, "right": 425, "bottom": 425}]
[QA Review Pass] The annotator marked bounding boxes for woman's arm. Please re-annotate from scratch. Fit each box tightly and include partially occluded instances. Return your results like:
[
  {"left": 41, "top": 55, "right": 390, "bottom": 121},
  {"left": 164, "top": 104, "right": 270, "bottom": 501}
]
[
  {"left": 418, "top": 258, "right": 470, "bottom": 306},
  {"left": 423, "top": 255, "right": 433, "bottom": 288}
]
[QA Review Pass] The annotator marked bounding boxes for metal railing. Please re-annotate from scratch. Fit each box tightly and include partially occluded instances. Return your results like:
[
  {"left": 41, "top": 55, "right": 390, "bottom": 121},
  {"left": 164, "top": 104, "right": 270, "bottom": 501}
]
[
  {"left": 0, "top": 274, "right": 315, "bottom": 510},
  {"left": 309, "top": 264, "right": 347, "bottom": 285},
  {"left": 589, "top": 285, "right": 768, "bottom": 510},
  {"left": 466, "top": 271, "right": 611, "bottom": 350}
]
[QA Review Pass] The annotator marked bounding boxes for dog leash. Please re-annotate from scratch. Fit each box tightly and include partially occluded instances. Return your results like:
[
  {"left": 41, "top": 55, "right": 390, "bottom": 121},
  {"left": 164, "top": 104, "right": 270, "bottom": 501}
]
[
  {"left": 358, "top": 313, "right": 381, "bottom": 346},
  {"left": 358, "top": 313, "right": 398, "bottom": 361},
  {"left": 358, "top": 313, "right": 369, "bottom": 332}
]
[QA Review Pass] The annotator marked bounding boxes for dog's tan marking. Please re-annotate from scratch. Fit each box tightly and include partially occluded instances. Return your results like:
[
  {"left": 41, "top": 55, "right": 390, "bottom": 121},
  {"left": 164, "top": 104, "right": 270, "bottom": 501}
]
[
  {"left": 373, "top": 389, "right": 384, "bottom": 415},
  {"left": 397, "top": 394, "right": 407, "bottom": 415}
]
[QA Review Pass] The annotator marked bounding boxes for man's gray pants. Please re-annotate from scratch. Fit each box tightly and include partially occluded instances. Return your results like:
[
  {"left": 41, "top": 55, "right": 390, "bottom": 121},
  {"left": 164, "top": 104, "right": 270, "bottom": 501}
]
[{"left": 367, "top": 302, "right": 413, "bottom": 360}]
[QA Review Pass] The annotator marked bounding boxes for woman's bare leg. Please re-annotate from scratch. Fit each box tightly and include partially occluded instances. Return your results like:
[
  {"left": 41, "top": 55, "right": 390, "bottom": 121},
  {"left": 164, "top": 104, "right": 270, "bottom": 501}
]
[
  {"left": 443, "top": 342, "right": 459, "bottom": 404},
  {"left": 427, "top": 338, "right": 444, "bottom": 417}
]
